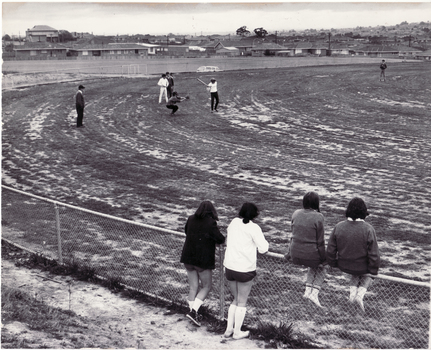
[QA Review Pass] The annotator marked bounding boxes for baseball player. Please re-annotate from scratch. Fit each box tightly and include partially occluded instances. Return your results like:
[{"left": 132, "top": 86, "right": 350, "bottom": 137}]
[
  {"left": 207, "top": 78, "right": 219, "bottom": 112},
  {"left": 157, "top": 74, "right": 169, "bottom": 103},
  {"left": 166, "top": 92, "right": 188, "bottom": 115}
]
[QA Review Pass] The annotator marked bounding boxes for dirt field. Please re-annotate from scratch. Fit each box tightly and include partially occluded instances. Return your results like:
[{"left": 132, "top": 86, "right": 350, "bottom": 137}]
[
  {"left": 2, "top": 60, "right": 430, "bottom": 280},
  {"left": 2, "top": 58, "right": 431, "bottom": 349}
]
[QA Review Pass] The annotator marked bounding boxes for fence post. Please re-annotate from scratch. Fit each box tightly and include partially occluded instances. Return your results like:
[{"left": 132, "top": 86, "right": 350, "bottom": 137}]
[
  {"left": 54, "top": 203, "right": 63, "bottom": 264},
  {"left": 219, "top": 244, "right": 225, "bottom": 319}
]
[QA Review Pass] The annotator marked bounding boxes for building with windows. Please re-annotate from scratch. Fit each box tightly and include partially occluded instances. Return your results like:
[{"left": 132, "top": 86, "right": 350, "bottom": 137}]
[
  {"left": 13, "top": 42, "right": 69, "bottom": 59},
  {"left": 67, "top": 43, "right": 148, "bottom": 58},
  {"left": 26, "top": 25, "right": 59, "bottom": 42}
]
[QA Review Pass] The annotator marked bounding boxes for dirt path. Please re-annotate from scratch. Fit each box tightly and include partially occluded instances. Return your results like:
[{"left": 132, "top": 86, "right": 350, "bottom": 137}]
[{"left": 1, "top": 257, "right": 266, "bottom": 349}]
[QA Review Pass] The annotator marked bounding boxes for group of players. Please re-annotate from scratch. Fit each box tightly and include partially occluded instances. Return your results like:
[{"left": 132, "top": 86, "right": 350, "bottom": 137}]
[
  {"left": 157, "top": 72, "right": 219, "bottom": 115},
  {"left": 75, "top": 60, "right": 387, "bottom": 126}
]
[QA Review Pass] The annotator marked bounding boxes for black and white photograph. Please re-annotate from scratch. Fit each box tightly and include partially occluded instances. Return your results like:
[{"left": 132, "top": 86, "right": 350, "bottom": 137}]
[{"left": 2, "top": 1, "right": 430, "bottom": 349}]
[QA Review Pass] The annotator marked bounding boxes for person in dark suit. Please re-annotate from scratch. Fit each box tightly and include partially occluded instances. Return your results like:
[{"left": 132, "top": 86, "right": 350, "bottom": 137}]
[
  {"left": 380, "top": 60, "right": 387, "bottom": 82},
  {"left": 166, "top": 72, "right": 174, "bottom": 98},
  {"left": 180, "top": 201, "right": 225, "bottom": 326},
  {"left": 75, "top": 85, "right": 85, "bottom": 127}
]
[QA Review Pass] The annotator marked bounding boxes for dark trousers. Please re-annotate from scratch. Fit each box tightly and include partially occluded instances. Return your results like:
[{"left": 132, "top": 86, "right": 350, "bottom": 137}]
[
  {"left": 76, "top": 105, "right": 84, "bottom": 127},
  {"left": 211, "top": 92, "right": 219, "bottom": 111},
  {"left": 166, "top": 105, "right": 178, "bottom": 114},
  {"left": 167, "top": 86, "right": 173, "bottom": 98}
]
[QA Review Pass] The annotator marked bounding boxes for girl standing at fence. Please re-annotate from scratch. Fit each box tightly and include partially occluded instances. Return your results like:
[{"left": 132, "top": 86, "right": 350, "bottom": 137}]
[
  {"left": 326, "top": 197, "right": 380, "bottom": 312},
  {"left": 286, "top": 191, "right": 327, "bottom": 307},
  {"left": 180, "top": 201, "right": 225, "bottom": 327},
  {"left": 223, "top": 202, "right": 269, "bottom": 340}
]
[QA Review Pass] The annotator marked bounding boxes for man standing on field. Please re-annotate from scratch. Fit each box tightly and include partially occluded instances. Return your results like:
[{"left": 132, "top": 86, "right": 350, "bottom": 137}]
[
  {"left": 157, "top": 74, "right": 169, "bottom": 103},
  {"left": 379, "top": 60, "right": 387, "bottom": 82},
  {"left": 75, "top": 85, "right": 85, "bottom": 127},
  {"left": 166, "top": 72, "right": 174, "bottom": 98}
]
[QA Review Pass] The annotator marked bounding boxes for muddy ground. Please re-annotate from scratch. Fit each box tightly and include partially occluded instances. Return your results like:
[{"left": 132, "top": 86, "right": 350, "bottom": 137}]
[{"left": 2, "top": 62, "right": 430, "bottom": 280}]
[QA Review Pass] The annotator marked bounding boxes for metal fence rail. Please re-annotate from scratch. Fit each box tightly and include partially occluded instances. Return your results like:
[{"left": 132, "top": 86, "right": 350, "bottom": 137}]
[{"left": 1, "top": 185, "right": 429, "bottom": 349}]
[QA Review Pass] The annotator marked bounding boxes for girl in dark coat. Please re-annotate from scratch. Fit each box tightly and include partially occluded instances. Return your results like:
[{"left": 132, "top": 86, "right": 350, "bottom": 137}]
[
  {"left": 180, "top": 201, "right": 225, "bottom": 326},
  {"left": 326, "top": 197, "right": 380, "bottom": 312}
]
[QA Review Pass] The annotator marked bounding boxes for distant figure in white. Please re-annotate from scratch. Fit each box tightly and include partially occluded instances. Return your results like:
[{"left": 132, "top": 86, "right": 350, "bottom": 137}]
[{"left": 157, "top": 74, "right": 169, "bottom": 103}]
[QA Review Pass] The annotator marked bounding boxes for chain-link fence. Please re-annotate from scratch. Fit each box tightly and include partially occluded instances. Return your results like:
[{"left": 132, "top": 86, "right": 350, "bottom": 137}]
[
  {"left": 1, "top": 185, "right": 429, "bottom": 349},
  {"left": 2, "top": 63, "right": 149, "bottom": 90},
  {"left": 3, "top": 56, "right": 392, "bottom": 90}
]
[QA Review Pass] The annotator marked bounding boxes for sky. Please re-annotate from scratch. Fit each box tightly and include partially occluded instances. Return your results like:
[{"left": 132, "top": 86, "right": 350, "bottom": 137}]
[{"left": 2, "top": 1, "right": 431, "bottom": 37}]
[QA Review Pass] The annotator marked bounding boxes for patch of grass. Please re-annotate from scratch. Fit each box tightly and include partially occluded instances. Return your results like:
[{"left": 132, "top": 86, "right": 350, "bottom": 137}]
[
  {"left": 253, "top": 321, "right": 320, "bottom": 349},
  {"left": 100, "top": 273, "right": 126, "bottom": 293},
  {"left": 1, "top": 285, "right": 77, "bottom": 333}
]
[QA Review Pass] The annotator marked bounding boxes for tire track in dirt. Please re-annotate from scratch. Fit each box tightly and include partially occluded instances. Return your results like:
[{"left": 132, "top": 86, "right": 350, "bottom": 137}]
[{"left": 2, "top": 64, "right": 430, "bottom": 280}]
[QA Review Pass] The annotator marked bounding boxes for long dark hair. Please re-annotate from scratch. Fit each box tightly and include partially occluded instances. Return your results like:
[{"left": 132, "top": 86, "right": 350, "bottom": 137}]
[
  {"left": 194, "top": 200, "right": 218, "bottom": 220},
  {"left": 345, "top": 197, "right": 369, "bottom": 220},
  {"left": 239, "top": 202, "right": 259, "bottom": 224},
  {"left": 303, "top": 191, "right": 320, "bottom": 212}
]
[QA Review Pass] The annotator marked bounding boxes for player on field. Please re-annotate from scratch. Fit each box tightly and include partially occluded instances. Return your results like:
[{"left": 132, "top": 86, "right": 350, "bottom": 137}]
[
  {"left": 157, "top": 74, "right": 169, "bottom": 103},
  {"left": 166, "top": 92, "right": 188, "bottom": 115},
  {"left": 379, "top": 60, "right": 387, "bottom": 82}
]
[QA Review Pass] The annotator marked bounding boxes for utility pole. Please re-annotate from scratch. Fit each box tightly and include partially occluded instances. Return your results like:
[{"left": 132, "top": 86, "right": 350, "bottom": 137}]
[{"left": 328, "top": 32, "right": 331, "bottom": 50}]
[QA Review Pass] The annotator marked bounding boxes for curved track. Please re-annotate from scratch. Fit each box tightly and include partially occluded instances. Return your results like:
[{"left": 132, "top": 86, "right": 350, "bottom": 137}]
[{"left": 2, "top": 62, "right": 431, "bottom": 279}]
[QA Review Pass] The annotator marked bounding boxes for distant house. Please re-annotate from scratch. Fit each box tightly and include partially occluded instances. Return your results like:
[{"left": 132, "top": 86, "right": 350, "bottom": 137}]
[
  {"left": 216, "top": 46, "right": 240, "bottom": 56},
  {"left": 187, "top": 45, "right": 206, "bottom": 58},
  {"left": 26, "top": 25, "right": 59, "bottom": 43},
  {"left": 394, "top": 45, "right": 424, "bottom": 58},
  {"left": 310, "top": 42, "right": 328, "bottom": 56},
  {"left": 251, "top": 42, "right": 287, "bottom": 57},
  {"left": 13, "top": 42, "right": 69, "bottom": 59},
  {"left": 281, "top": 42, "right": 312, "bottom": 56},
  {"left": 199, "top": 41, "right": 218, "bottom": 55},
  {"left": 327, "top": 43, "right": 352, "bottom": 56},
  {"left": 148, "top": 35, "right": 184, "bottom": 45},
  {"left": 415, "top": 49, "right": 431, "bottom": 60},
  {"left": 136, "top": 43, "right": 159, "bottom": 55},
  {"left": 214, "top": 40, "right": 253, "bottom": 56},
  {"left": 354, "top": 45, "right": 422, "bottom": 57},
  {"left": 68, "top": 43, "right": 148, "bottom": 58},
  {"left": 153, "top": 44, "right": 189, "bottom": 57}
]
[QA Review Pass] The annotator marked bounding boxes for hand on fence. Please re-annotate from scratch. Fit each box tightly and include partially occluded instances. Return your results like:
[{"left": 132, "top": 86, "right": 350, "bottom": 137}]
[{"left": 284, "top": 252, "right": 291, "bottom": 260}]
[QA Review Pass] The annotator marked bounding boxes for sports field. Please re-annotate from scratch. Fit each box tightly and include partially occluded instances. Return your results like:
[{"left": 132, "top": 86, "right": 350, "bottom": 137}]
[{"left": 2, "top": 59, "right": 430, "bottom": 283}]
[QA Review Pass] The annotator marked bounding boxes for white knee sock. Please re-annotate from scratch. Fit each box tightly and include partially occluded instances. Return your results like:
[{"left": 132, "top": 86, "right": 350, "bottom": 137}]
[
  {"left": 309, "top": 288, "right": 322, "bottom": 307},
  {"left": 188, "top": 300, "right": 194, "bottom": 311},
  {"left": 355, "top": 287, "right": 367, "bottom": 312},
  {"left": 192, "top": 298, "right": 203, "bottom": 312},
  {"left": 234, "top": 306, "right": 247, "bottom": 335},
  {"left": 224, "top": 304, "right": 237, "bottom": 336},
  {"left": 349, "top": 286, "right": 358, "bottom": 302}
]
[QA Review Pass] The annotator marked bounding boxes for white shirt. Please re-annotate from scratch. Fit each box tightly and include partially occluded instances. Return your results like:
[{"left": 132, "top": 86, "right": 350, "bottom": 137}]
[
  {"left": 208, "top": 81, "right": 217, "bottom": 93},
  {"left": 223, "top": 217, "right": 269, "bottom": 272},
  {"left": 157, "top": 77, "right": 169, "bottom": 88}
]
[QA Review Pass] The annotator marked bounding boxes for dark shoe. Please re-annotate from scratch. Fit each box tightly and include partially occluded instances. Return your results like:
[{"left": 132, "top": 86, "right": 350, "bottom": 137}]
[
  {"left": 215, "top": 109, "right": 218, "bottom": 112},
  {"left": 186, "top": 310, "right": 202, "bottom": 327}
]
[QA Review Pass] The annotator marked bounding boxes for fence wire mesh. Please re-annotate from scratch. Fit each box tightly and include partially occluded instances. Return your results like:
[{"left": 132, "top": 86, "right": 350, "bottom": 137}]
[{"left": 1, "top": 185, "right": 429, "bottom": 349}]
